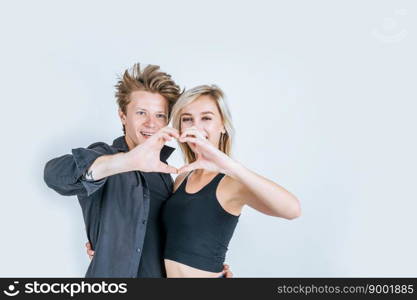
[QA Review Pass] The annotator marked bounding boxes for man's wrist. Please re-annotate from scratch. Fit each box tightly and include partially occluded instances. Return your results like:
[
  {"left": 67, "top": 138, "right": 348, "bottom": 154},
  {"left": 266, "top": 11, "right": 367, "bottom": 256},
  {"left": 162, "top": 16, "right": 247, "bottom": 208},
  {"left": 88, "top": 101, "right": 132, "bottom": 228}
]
[
  {"left": 112, "top": 152, "right": 133, "bottom": 174},
  {"left": 85, "top": 153, "right": 132, "bottom": 181}
]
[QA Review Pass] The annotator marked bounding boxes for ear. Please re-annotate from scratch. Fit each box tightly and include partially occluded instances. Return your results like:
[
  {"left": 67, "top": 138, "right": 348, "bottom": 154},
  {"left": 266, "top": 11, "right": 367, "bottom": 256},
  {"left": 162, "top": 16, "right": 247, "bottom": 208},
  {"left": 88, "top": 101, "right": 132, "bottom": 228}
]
[{"left": 118, "top": 109, "right": 126, "bottom": 125}]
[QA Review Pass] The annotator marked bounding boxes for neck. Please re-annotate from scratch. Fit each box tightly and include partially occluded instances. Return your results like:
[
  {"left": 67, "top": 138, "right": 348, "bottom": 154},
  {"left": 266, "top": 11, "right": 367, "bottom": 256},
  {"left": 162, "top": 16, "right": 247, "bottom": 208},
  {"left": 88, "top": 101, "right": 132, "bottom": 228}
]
[
  {"left": 192, "top": 169, "right": 217, "bottom": 177},
  {"left": 124, "top": 135, "right": 136, "bottom": 151}
]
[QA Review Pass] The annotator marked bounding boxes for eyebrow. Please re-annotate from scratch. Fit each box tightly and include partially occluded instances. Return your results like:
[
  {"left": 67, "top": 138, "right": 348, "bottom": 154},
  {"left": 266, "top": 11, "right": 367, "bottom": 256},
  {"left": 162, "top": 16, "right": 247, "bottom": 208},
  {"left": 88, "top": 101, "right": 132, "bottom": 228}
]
[
  {"left": 135, "top": 108, "right": 167, "bottom": 114},
  {"left": 180, "top": 111, "right": 215, "bottom": 117}
]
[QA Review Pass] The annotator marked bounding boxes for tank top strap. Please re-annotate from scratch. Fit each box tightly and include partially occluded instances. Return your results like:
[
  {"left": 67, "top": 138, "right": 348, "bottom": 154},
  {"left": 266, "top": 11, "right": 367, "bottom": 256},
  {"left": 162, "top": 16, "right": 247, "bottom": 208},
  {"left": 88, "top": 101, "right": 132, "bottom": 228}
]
[
  {"left": 205, "top": 173, "right": 226, "bottom": 194},
  {"left": 210, "top": 173, "right": 226, "bottom": 186},
  {"left": 179, "top": 172, "right": 225, "bottom": 195}
]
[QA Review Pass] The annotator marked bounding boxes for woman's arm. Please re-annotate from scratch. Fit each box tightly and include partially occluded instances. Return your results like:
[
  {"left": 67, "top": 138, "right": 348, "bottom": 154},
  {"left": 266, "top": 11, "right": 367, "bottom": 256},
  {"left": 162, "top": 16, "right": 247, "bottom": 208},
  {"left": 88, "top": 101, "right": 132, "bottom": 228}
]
[
  {"left": 178, "top": 131, "right": 301, "bottom": 220},
  {"left": 226, "top": 161, "right": 301, "bottom": 219}
]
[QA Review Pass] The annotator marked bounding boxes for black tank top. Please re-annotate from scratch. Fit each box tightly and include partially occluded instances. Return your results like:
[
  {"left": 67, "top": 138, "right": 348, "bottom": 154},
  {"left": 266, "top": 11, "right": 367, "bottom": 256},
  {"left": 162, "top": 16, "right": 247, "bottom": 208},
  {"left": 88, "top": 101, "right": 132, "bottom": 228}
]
[{"left": 162, "top": 172, "right": 239, "bottom": 272}]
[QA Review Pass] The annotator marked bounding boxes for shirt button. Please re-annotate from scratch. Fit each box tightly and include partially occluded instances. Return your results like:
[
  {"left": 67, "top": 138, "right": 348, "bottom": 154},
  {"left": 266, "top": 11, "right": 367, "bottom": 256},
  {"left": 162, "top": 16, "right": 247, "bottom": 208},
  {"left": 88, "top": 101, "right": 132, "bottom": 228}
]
[
  {"left": 142, "top": 219, "right": 146, "bottom": 225},
  {"left": 136, "top": 248, "right": 141, "bottom": 253}
]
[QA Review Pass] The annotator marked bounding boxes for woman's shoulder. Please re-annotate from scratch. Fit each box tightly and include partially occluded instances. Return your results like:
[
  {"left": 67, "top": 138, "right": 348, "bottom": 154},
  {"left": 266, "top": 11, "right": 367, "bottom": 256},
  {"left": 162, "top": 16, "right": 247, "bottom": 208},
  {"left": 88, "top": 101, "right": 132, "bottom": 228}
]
[
  {"left": 217, "top": 174, "right": 245, "bottom": 215},
  {"left": 218, "top": 174, "right": 245, "bottom": 199}
]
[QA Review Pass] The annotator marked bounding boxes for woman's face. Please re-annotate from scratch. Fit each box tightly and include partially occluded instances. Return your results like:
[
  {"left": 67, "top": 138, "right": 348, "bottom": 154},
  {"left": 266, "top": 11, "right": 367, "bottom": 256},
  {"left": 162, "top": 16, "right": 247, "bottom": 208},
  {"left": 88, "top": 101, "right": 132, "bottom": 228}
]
[{"left": 179, "top": 95, "right": 225, "bottom": 148}]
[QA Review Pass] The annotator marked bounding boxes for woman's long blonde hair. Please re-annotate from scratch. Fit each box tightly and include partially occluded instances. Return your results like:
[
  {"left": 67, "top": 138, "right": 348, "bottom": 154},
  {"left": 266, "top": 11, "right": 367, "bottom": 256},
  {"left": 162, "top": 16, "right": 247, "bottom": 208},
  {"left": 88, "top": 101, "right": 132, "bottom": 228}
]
[{"left": 170, "top": 85, "right": 234, "bottom": 164}]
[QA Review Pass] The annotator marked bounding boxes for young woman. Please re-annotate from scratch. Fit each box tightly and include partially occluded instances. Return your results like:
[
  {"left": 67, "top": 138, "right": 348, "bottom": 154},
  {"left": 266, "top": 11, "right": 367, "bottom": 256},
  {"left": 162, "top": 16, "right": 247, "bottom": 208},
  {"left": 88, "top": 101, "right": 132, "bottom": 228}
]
[{"left": 162, "top": 85, "right": 301, "bottom": 277}]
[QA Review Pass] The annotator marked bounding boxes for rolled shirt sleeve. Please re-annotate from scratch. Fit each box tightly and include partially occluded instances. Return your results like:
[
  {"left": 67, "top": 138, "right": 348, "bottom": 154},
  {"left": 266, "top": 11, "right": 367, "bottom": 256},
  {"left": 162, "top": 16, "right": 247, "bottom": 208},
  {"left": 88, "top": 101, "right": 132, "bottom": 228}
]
[{"left": 44, "top": 142, "right": 113, "bottom": 197}]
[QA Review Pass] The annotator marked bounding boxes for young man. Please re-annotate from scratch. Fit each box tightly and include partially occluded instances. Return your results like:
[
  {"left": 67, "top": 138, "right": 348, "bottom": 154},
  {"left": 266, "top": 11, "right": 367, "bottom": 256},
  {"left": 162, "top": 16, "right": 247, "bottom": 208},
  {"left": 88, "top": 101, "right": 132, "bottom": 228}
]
[{"left": 44, "top": 64, "right": 231, "bottom": 278}]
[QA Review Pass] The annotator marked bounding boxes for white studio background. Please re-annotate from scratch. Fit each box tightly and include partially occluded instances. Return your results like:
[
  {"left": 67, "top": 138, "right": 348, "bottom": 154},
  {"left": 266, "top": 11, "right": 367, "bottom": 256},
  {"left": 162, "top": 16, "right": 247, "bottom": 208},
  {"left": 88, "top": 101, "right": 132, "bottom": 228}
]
[{"left": 0, "top": 0, "right": 416, "bottom": 277}]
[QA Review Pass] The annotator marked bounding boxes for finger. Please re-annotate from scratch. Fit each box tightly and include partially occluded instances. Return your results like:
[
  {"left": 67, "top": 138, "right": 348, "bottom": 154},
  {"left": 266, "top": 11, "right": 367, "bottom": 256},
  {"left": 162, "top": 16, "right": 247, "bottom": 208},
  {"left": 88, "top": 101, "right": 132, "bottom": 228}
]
[
  {"left": 85, "top": 242, "right": 91, "bottom": 250},
  {"left": 161, "top": 127, "right": 180, "bottom": 139},
  {"left": 87, "top": 250, "right": 95, "bottom": 256},
  {"left": 153, "top": 132, "right": 173, "bottom": 146},
  {"left": 180, "top": 127, "right": 197, "bottom": 137},
  {"left": 180, "top": 127, "right": 198, "bottom": 137},
  {"left": 179, "top": 136, "right": 202, "bottom": 145},
  {"left": 160, "top": 132, "right": 173, "bottom": 142},
  {"left": 223, "top": 264, "right": 230, "bottom": 270},
  {"left": 157, "top": 162, "right": 178, "bottom": 174},
  {"left": 152, "top": 129, "right": 175, "bottom": 142},
  {"left": 178, "top": 162, "right": 200, "bottom": 174},
  {"left": 224, "top": 270, "right": 233, "bottom": 278},
  {"left": 180, "top": 128, "right": 205, "bottom": 140}
]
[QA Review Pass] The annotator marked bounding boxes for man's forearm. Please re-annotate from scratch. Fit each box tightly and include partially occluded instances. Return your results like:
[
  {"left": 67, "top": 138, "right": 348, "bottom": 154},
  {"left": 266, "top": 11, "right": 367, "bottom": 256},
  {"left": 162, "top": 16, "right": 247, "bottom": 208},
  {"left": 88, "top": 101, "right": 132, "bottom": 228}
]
[{"left": 86, "top": 153, "right": 132, "bottom": 181}]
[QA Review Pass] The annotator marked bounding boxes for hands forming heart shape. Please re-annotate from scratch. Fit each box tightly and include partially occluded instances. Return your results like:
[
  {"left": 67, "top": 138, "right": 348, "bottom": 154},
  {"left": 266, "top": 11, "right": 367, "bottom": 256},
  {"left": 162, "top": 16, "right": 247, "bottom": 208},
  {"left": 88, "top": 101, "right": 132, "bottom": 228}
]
[{"left": 125, "top": 126, "right": 233, "bottom": 175}]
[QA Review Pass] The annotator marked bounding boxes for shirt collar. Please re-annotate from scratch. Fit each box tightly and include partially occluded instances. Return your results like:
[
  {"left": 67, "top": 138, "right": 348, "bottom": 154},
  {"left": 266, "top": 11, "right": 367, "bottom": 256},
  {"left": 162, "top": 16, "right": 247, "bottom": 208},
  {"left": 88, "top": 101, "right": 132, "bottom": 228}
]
[{"left": 112, "top": 136, "right": 175, "bottom": 163}]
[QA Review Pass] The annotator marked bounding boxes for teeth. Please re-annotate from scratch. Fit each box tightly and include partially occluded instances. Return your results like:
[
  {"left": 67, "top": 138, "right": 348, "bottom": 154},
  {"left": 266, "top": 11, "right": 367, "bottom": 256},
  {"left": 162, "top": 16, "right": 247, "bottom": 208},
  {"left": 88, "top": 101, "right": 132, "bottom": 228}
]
[{"left": 141, "top": 131, "right": 153, "bottom": 136}]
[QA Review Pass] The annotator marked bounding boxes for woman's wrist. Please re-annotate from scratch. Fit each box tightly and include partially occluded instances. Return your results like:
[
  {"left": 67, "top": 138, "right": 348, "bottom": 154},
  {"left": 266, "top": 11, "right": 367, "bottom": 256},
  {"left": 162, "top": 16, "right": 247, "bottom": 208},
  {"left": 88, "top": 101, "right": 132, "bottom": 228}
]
[{"left": 223, "top": 158, "right": 245, "bottom": 179}]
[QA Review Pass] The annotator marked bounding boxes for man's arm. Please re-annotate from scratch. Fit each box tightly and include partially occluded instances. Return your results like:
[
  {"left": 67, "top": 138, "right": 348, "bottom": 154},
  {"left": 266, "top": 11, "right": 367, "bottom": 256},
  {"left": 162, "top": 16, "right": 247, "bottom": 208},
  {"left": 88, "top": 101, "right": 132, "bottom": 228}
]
[
  {"left": 45, "top": 127, "right": 179, "bottom": 197},
  {"left": 84, "top": 153, "right": 129, "bottom": 181},
  {"left": 44, "top": 142, "right": 112, "bottom": 197}
]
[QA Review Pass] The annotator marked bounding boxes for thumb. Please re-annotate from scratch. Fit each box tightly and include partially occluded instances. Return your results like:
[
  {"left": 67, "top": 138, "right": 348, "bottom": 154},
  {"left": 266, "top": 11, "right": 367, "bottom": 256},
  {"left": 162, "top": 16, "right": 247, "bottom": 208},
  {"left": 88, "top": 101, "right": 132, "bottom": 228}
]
[{"left": 157, "top": 162, "right": 178, "bottom": 174}]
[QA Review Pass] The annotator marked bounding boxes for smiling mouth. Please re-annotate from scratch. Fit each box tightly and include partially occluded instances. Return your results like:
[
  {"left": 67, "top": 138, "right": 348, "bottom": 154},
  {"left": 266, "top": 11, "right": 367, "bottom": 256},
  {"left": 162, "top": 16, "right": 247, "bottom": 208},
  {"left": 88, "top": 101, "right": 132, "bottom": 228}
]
[{"left": 140, "top": 131, "right": 155, "bottom": 138}]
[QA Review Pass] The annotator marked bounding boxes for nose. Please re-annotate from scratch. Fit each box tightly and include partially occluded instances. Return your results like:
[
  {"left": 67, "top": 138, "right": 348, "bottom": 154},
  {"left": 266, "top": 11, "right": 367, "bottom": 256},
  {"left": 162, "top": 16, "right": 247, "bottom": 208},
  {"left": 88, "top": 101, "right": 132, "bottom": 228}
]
[
  {"left": 144, "top": 114, "right": 157, "bottom": 128},
  {"left": 189, "top": 120, "right": 204, "bottom": 131},
  {"left": 195, "top": 124, "right": 205, "bottom": 132}
]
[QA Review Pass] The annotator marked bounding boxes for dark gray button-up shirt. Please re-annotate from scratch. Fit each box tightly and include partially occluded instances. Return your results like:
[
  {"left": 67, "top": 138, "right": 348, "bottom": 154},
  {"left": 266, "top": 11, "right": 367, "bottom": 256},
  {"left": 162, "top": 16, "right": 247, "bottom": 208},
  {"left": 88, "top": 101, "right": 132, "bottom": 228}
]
[{"left": 44, "top": 136, "right": 174, "bottom": 278}]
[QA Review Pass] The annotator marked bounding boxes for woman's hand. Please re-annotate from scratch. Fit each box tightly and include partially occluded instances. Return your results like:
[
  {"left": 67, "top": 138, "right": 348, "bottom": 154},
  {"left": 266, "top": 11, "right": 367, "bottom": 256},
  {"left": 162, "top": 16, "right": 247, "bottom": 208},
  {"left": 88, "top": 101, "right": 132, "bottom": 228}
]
[
  {"left": 222, "top": 263, "right": 234, "bottom": 278},
  {"left": 178, "top": 127, "right": 236, "bottom": 175},
  {"left": 85, "top": 242, "right": 95, "bottom": 260}
]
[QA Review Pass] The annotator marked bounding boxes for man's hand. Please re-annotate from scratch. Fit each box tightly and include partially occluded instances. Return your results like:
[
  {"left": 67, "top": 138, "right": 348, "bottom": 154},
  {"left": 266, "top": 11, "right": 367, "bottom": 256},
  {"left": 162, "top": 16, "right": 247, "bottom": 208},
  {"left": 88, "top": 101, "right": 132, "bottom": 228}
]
[
  {"left": 125, "top": 127, "right": 179, "bottom": 174},
  {"left": 222, "top": 263, "right": 234, "bottom": 278},
  {"left": 86, "top": 127, "right": 179, "bottom": 180},
  {"left": 85, "top": 242, "right": 95, "bottom": 260}
]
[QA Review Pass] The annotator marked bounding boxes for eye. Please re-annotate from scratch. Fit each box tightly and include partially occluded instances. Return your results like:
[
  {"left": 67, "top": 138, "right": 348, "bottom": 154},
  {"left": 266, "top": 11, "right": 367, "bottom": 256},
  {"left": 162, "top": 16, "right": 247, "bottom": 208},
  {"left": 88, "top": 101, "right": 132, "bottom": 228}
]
[
  {"left": 136, "top": 111, "right": 146, "bottom": 116},
  {"left": 202, "top": 117, "right": 212, "bottom": 121},
  {"left": 156, "top": 114, "right": 167, "bottom": 119},
  {"left": 181, "top": 117, "right": 192, "bottom": 122}
]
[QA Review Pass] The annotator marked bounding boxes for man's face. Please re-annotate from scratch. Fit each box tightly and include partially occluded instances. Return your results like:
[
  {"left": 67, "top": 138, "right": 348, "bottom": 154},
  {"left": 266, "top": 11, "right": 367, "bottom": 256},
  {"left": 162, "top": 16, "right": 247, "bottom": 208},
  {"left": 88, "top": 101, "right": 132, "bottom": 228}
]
[{"left": 119, "top": 90, "right": 169, "bottom": 149}]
